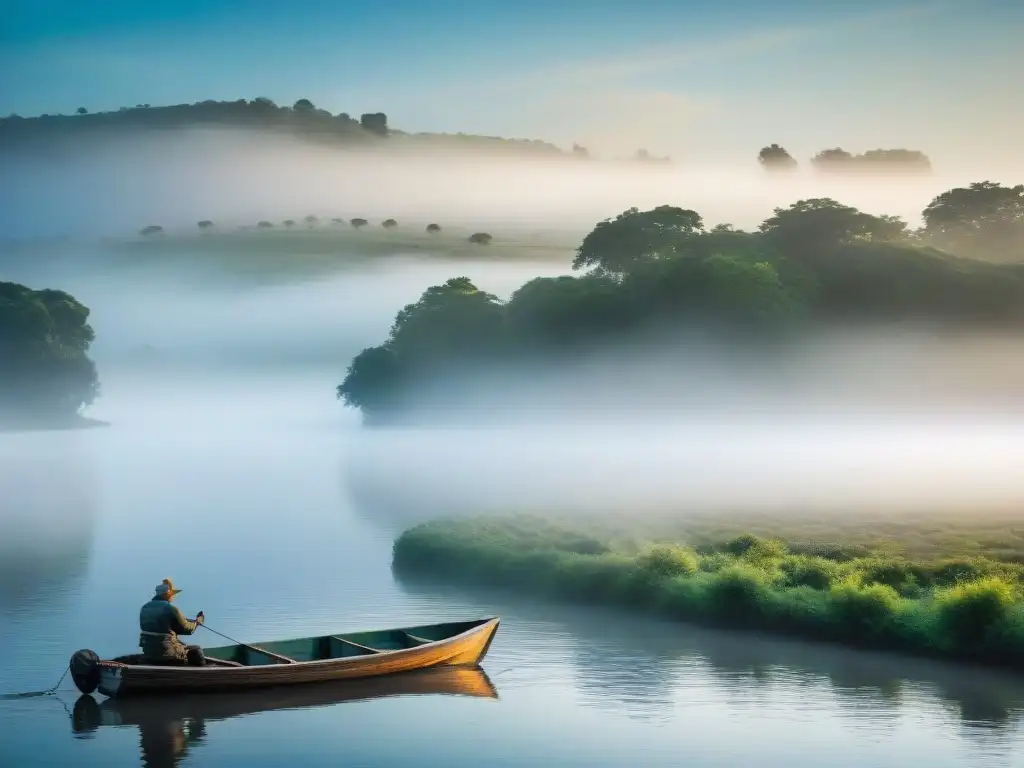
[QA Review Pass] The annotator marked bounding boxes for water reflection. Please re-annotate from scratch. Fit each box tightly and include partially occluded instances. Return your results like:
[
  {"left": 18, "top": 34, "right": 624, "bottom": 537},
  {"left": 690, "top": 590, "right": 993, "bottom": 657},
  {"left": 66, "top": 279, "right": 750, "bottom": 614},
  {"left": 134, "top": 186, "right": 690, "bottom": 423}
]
[
  {"left": 396, "top": 577, "right": 1024, "bottom": 751},
  {"left": 70, "top": 667, "right": 498, "bottom": 767},
  {"left": 0, "top": 433, "right": 99, "bottom": 613}
]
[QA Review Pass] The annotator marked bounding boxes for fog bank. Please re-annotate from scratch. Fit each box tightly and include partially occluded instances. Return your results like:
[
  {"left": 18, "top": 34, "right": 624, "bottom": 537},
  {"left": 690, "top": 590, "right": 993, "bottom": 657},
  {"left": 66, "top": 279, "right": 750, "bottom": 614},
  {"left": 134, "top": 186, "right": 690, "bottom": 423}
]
[{"left": 2, "top": 128, "right": 1020, "bottom": 242}]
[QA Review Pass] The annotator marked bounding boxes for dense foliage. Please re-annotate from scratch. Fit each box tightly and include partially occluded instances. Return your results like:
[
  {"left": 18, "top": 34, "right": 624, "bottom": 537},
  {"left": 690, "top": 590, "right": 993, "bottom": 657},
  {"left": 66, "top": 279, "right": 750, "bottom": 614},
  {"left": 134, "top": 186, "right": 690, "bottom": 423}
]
[
  {"left": 393, "top": 517, "right": 1024, "bottom": 669},
  {"left": 337, "top": 182, "right": 1024, "bottom": 420},
  {"left": 0, "top": 281, "right": 99, "bottom": 426}
]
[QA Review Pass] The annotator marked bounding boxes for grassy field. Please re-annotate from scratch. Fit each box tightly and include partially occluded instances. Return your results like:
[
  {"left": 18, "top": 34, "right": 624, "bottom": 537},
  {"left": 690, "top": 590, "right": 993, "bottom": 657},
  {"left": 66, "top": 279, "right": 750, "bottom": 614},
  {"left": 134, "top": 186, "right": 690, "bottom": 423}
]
[
  {"left": 1, "top": 227, "right": 579, "bottom": 287},
  {"left": 112, "top": 227, "right": 577, "bottom": 269},
  {"left": 393, "top": 514, "right": 1024, "bottom": 670}
]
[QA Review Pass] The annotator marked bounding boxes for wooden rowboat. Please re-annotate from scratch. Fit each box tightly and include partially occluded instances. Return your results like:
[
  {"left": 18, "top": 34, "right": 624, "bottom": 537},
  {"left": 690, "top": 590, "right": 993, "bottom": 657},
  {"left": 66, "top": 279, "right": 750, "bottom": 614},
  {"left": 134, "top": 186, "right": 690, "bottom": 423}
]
[{"left": 69, "top": 617, "right": 500, "bottom": 698}]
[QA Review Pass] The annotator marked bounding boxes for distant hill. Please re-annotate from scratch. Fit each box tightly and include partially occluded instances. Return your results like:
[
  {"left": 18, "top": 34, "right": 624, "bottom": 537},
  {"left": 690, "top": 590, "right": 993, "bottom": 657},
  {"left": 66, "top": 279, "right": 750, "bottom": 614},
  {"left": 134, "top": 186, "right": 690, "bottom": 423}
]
[{"left": 0, "top": 97, "right": 593, "bottom": 160}]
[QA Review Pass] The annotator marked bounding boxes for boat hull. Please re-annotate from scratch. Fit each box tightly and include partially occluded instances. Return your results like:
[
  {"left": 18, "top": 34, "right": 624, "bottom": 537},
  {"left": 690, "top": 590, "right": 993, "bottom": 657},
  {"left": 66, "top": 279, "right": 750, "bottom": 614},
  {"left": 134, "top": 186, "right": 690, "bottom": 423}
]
[{"left": 96, "top": 617, "right": 499, "bottom": 698}]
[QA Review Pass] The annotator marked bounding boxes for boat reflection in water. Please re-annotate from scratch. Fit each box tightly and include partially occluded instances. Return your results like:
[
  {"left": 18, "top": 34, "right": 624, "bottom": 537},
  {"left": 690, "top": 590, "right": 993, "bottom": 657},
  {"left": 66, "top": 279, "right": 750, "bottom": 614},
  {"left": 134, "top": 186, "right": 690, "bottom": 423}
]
[{"left": 71, "top": 665, "right": 498, "bottom": 767}]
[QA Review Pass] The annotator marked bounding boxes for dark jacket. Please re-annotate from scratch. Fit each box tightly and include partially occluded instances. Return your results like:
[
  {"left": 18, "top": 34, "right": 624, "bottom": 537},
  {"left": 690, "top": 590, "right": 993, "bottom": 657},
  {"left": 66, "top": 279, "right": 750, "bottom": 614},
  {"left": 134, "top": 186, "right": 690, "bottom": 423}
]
[{"left": 139, "top": 597, "right": 198, "bottom": 660}]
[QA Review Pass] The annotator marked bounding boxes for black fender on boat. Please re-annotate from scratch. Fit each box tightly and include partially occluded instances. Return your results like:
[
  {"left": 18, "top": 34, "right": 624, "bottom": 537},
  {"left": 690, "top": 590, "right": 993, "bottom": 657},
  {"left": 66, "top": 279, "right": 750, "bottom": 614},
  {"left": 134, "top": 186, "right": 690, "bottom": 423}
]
[{"left": 69, "top": 649, "right": 101, "bottom": 695}]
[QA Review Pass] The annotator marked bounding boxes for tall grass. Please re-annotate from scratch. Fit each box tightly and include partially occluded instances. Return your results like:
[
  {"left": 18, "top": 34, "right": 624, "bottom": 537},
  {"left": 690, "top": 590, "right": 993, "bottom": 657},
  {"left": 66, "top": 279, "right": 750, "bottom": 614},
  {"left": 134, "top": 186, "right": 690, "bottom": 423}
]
[{"left": 393, "top": 517, "right": 1024, "bottom": 669}]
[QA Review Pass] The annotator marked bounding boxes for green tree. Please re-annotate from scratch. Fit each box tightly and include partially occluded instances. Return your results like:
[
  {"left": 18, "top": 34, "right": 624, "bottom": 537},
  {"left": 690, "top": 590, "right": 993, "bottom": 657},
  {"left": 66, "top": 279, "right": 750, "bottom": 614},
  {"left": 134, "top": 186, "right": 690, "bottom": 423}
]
[
  {"left": 337, "top": 278, "right": 507, "bottom": 414},
  {"left": 573, "top": 205, "right": 704, "bottom": 274},
  {"left": 858, "top": 149, "right": 932, "bottom": 174},
  {"left": 283, "top": 219, "right": 296, "bottom": 228},
  {"left": 140, "top": 225, "right": 164, "bottom": 237},
  {"left": 293, "top": 98, "right": 315, "bottom": 113},
  {"left": 759, "top": 199, "right": 907, "bottom": 255},
  {"left": 350, "top": 218, "right": 368, "bottom": 229},
  {"left": 386, "top": 277, "right": 505, "bottom": 363},
  {"left": 810, "top": 148, "right": 854, "bottom": 171},
  {"left": 304, "top": 215, "right": 318, "bottom": 227},
  {"left": 197, "top": 220, "right": 214, "bottom": 230},
  {"left": 758, "top": 144, "right": 797, "bottom": 171},
  {"left": 256, "top": 220, "right": 273, "bottom": 229},
  {"left": 426, "top": 223, "right": 442, "bottom": 234},
  {"left": 468, "top": 232, "right": 493, "bottom": 245},
  {"left": 76, "top": 107, "right": 88, "bottom": 115},
  {"left": 0, "top": 282, "right": 99, "bottom": 424},
  {"left": 922, "top": 181, "right": 1024, "bottom": 261},
  {"left": 506, "top": 274, "right": 624, "bottom": 346},
  {"left": 336, "top": 346, "right": 403, "bottom": 412},
  {"left": 382, "top": 219, "right": 398, "bottom": 229}
]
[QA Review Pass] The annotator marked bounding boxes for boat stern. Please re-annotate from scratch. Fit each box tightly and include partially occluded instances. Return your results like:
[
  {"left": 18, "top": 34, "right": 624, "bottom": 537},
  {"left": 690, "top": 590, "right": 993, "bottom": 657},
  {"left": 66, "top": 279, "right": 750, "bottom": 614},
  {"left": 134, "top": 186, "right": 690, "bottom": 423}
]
[{"left": 96, "top": 663, "right": 126, "bottom": 698}]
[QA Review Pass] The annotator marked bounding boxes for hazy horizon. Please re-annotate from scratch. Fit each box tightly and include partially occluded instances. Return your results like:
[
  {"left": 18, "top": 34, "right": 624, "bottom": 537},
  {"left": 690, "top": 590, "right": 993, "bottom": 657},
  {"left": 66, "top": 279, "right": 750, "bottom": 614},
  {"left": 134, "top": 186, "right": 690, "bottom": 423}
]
[
  {"left": 1, "top": 126, "right": 1020, "bottom": 244},
  {"left": 3, "top": 1, "right": 1022, "bottom": 167}
]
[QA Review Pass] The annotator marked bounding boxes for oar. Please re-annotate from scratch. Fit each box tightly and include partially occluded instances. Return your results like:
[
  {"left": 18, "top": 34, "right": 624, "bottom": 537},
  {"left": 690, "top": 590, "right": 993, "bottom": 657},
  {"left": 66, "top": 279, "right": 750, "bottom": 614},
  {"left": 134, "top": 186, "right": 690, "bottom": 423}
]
[{"left": 200, "top": 624, "right": 297, "bottom": 664}]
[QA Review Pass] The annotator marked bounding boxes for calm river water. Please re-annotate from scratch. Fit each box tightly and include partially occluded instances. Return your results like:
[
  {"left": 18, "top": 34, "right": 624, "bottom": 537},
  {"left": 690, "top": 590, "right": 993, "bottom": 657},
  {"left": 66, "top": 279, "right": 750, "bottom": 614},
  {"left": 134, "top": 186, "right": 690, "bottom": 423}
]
[{"left": 2, "top": 367, "right": 1024, "bottom": 768}]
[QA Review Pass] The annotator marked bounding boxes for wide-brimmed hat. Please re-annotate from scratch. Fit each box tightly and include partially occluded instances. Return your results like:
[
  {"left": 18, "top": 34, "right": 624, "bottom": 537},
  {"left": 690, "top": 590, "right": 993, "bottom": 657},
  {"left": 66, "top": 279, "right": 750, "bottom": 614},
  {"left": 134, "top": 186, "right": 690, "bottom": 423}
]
[{"left": 154, "top": 578, "right": 182, "bottom": 597}]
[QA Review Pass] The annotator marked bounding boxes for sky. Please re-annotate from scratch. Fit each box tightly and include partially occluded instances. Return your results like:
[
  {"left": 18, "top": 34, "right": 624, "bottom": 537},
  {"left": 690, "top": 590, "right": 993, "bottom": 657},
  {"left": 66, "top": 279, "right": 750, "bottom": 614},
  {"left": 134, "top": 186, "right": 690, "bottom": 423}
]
[{"left": 2, "top": 0, "right": 1022, "bottom": 165}]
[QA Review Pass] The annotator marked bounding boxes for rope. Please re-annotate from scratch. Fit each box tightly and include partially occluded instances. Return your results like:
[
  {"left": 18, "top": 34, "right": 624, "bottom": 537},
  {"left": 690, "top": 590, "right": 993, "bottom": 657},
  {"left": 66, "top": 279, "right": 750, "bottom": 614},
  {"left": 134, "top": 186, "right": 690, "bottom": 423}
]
[{"left": 0, "top": 664, "right": 70, "bottom": 700}]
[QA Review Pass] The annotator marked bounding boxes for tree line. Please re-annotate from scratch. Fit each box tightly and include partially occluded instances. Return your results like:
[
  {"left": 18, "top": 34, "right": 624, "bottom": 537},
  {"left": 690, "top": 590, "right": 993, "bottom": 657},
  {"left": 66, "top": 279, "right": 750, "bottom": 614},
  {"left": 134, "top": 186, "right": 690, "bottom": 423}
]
[
  {"left": 138, "top": 216, "right": 494, "bottom": 244},
  {"left": 337, "top": 180, "right": 1024, "bottom": 420},
  {"left": 0, "top": 97, "right": 591, "bottom": 159},
  {"left": 0, "top": 97, "right": 935, "bottom": 169},
  {"left": 758, "top": 144, "right": 933, "bottom": 174},
  {"left": 1, "top": 282, "right": 99, "bottom": 428}
]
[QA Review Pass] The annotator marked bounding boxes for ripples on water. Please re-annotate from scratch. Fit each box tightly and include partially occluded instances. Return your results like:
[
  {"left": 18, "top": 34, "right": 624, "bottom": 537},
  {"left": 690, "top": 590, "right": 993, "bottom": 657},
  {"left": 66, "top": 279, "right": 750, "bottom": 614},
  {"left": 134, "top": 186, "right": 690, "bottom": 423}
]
[{"left": 3, "top": 368, "right": 1024, "bottom": 767}]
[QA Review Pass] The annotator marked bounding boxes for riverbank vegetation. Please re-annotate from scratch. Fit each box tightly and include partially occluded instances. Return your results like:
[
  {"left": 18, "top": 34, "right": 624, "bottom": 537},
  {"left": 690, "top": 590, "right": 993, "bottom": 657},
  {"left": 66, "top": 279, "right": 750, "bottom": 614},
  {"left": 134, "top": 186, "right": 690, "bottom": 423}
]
[
  {"left": 0, "top": 281, "right": 100, "bottom": 431},
  {"left": 337, "top": 180, "right": 1024, "bottom": 420},
  {"left": 393, "top": 516, "right": 1024, "bottom": 669}
]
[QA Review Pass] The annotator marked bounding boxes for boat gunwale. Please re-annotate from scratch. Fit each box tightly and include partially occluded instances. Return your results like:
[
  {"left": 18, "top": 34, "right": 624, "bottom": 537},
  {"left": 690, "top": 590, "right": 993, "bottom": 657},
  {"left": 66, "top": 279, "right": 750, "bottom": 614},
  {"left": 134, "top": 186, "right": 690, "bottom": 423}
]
[{"left": 99, "top": 616, "right": 500, "bottom": 674}]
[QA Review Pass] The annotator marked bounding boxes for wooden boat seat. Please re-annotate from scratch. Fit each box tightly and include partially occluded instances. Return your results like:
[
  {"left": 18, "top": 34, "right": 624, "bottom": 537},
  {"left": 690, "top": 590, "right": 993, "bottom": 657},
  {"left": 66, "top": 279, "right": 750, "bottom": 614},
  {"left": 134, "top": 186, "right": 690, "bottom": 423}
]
[{"left": 329, "top": 636, "right": 383, "bottom": 655}]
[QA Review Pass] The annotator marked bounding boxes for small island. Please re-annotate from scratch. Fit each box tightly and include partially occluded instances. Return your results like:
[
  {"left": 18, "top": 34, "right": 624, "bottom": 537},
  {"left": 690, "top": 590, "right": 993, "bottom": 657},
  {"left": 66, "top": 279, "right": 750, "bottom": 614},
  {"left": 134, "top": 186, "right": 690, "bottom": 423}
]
[
  {"left": 336, "top": 180, "right": 1024, "bottom": 423},
  {"left": 0, "top": 281, "right": 103, "bottom": 432}
]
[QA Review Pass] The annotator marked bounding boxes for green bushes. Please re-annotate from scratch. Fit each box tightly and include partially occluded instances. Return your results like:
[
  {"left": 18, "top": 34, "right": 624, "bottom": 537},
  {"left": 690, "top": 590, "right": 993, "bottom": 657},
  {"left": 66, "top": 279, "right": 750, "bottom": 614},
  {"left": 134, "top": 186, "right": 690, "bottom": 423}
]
[{"left": 392, "top": 517, "right": 1024, "bottom": 670}]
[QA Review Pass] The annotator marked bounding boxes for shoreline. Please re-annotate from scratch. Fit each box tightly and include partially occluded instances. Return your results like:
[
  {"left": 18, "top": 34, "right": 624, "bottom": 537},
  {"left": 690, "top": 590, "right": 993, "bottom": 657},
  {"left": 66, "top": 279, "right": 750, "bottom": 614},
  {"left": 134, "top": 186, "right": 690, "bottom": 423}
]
[{"left": 392, "top": 516, "right": 1024, "bottom": 675}]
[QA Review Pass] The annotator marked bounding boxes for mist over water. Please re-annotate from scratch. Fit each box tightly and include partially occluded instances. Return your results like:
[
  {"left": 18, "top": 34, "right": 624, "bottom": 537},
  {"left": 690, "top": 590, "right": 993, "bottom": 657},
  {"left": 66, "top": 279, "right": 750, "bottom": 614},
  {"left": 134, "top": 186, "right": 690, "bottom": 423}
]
[
  {"left": 2, "top": 128, "right": 1023, "bottom": 242},
  {"left": 3, "top": 128, "right": 1024, "bottom": 526}
]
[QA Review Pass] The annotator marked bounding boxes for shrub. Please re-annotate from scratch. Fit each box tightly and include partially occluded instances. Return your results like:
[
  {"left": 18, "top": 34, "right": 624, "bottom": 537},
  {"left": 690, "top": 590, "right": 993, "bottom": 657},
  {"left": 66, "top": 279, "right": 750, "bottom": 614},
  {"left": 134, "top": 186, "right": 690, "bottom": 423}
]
[
  {"left": 936, "top": 576, "right": 1015, "bottom": 651},
  {"left": 827, "top": 580, "right": 901, "bottom": 645},
  {"left": 469, "top": 232, "right": 493, "bottom": 245},
  {"left": 636, "top": 545, "right": 698, "bottom": 579},
  {"left": 779, "top": 555, "right": 837, "bottom": 590}
]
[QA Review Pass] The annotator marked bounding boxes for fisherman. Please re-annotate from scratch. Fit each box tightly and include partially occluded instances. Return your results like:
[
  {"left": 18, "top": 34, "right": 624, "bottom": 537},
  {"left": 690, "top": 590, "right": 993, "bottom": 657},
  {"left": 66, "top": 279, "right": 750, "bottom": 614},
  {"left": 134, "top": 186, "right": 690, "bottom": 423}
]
[{"left": 139, "top": 578, "right": 207, "bottom": 666}]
